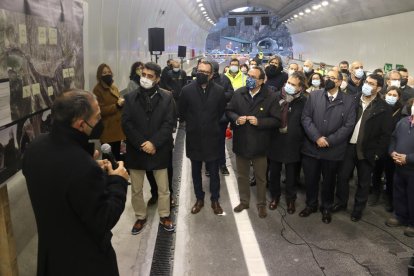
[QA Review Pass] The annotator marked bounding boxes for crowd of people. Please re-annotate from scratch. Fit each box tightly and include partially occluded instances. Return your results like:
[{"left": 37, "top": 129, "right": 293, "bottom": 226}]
[
  {"left": 22, "top": 53, "right": 414, "bottom": 274},
  {"left": 92, "top": 56, "right": 414, "bottom": 235}
]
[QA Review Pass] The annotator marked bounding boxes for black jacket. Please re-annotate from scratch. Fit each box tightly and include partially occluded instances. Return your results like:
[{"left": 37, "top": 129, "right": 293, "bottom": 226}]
[
  {"left": 301, "top": 89, "right": 356, "bottom": 161},
  {"left": 179, "top": 80, "right": 226, "bottom": 161},
  {"left": 266, "top": 71, "right": 288, "bottom": 92},
  {"left": 353, "top": 94, "right": 393, "bottom": 163},
  {"left": 268, "top": 92, "right": 307, "bottom": 163},
  {"left": 22, "top": 124, "right": 128, "bottom": 276},
  {"left": 122, "top": 87, "right": 175, "bottom": 170},
  {"left": 212, "top": 73, "right": 234, "bottom": 123},
  {"left": 226, "top": 85, "right": 281, "bottom": 158},
  {"left": 400, "top": 85, "right": 414, "bottom": 104},
  {"left": 160, "top": 69, "right": 187, "bottom": 100},
  {"left": 347, "top": 75, "right": 365, "bottom": 95}
]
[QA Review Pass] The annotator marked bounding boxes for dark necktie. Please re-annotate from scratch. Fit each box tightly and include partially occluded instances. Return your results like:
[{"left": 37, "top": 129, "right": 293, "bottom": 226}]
[{"left": 329, "top": 96, "right": 333, "bottom": 102}]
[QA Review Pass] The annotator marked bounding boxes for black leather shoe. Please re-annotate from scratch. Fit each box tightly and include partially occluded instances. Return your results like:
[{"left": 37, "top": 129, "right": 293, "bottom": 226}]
[
  {"left": 321, "top": 210, "right": 332, "bottom": 224},
  {"left": 332, "top": 204, "right": 346, "bottom": 213},
  {"left": 299, "top": 206, "right": 317, "bottom": 217},
  {"left": 350, "top": 211, "right": 362, "bottom": 222},
  {"left": 287, "top": 200, "right": 296, "bottom": 214}
]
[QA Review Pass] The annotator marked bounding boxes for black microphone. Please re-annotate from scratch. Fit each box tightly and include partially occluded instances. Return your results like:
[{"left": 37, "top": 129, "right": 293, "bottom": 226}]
[{"left": 101, "top": 143, "right": 119, "bottom": 169}]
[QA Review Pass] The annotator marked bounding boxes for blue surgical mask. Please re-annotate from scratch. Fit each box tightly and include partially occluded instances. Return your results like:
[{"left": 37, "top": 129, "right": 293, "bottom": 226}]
[
  {"left": 361, "top": 83, "right": 372, "bottom": 96},
  {"left": 385, "top": 95, "right": 398, "bottom": 106},
  {"left": 246, "top": 77, "right": 256, "bottom": 90},
  {"left": 312, "top": 79, "right": 321, "bottom": 87},
  {"left": 355, "top": 68, "right": 364, "bottom": 79},
  {"left": 284, "top": 83, "right": 296, "bottom": 95}
]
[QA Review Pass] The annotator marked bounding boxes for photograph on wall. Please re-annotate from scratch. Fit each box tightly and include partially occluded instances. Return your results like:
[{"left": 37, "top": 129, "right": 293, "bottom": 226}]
[{"left": 0, "top": 0, "right": 84, "bottom": 123}]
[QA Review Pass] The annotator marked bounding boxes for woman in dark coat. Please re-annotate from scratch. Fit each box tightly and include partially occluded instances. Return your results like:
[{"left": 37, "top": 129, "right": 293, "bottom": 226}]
[
  {"left": 268, "top": 72, "right": 307, "bottom": 214},
  {"left": 371, "top": 86, "right": 405, "bottom": 211}
]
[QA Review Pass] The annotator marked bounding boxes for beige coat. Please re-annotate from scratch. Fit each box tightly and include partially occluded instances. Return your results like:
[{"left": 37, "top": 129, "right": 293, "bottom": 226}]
[{"left": 92, "top": 82, "right": 125, "bottom": 143}]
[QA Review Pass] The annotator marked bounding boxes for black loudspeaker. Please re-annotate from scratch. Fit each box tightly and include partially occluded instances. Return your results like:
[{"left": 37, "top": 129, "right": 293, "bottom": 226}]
[
  {"left": 261, "top": 16, "right": 269, "bottom": 25},
  {"left": 148, "top": 28, "right": 165, "bottom": 52},
  {"left": 245, "top": 17, "right": 253, "bottom": 26},
  {"left": 228, "top": 18, "right": 236, "bottom": 26},
  {"left": 178, "top": 46, "right": 186, "bottom": 58}
]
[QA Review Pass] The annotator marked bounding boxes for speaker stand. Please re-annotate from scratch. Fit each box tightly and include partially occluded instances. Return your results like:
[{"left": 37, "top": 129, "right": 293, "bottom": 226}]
[{"left": 150, "top": 51, "right": 162, "bottom": 64}]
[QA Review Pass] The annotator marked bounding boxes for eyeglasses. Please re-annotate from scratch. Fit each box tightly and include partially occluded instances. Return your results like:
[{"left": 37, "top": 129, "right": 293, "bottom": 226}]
[
  {"left": 248, "top": 75, "right": 260, "bottom": 80},
  {"left": 325, "top": 76, "right": 337, "bottom": 81},
  {"left": 197, "top": 70, "right": 211, "bottom": 75}
]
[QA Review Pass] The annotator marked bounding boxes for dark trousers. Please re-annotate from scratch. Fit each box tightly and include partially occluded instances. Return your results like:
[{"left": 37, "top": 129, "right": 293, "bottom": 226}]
[
  {"left": 302, "top": 155, "right": 340, "bottom": 211},
  {"left": 147, "top": 151, "right": 174, "bottom": 198},
  {"left": 336, "top": 144, "right": 373, "bottom": 213},
  {"left": 372, "top": 156, "right": 395, "bottom": 202},
  {"left": 394, "top": 169, "right": 414, "bottom": 226},
  {"left": 218, "top": 122, "right": 228, "bottom": 167},
  {"left": 191, "top": 159, "right": 220, "bottom": 202},
  {"left": 268, "top": 161, "right": 298, "bottom": 201},
  {"left": 108, "top": 141, "right": 121, "bottom": 161}
]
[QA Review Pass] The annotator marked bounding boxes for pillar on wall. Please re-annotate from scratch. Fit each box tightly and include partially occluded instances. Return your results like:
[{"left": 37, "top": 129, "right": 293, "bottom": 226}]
[{"left": 0, "top": 186, "right": 19, "bottom": 276}]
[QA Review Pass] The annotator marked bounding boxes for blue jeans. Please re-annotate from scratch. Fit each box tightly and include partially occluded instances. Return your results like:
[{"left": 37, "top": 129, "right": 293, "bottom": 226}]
[{"left": 191, "top": 159, "right": 220, "bottom": 202}]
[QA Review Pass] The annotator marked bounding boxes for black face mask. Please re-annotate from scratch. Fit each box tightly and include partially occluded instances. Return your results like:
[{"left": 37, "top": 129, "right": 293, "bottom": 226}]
[
  {"left": 340, "top": 69, "right": 349, "bottom": 74},
  {"left": 87, "top": 119, "right": 104, "bottom": 139},
  {"left": 265, "top": 65, "right": 281, "bottom": 78},
  {"left": 325, "top": 79, "right": 336, "bottom": 91},
  {"left": 196, "top": 73, "right": 209, "bottom": 85},
  {"left": 101, "top": 75, "right": 113, "bottom": 86},
  {"left": 401, "top": 78, "right": 408, "bottom": 87}
]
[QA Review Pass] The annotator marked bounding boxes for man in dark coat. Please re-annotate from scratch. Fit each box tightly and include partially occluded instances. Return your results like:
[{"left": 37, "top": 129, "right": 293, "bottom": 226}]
[
  {"left": 179, "top": 61, "right": 226, "bottom": 215},
  {"left": 22, "top": 90, "right": 129, "bottom": 276},
  {"left": 160, "top": 60, "right": 187, "bottom": 105},
  {"left": 268, "top": 71, "right": 307, "bottom": 215},
  {"left": 397, "top": 68, "right": 414, "bottom": 104},
  {"left": 264, "top": 56, "right": 288, "bottom": 92},
  {"left": 122, "top": 62, "right": 175, "bottom": 235},
  {"left": 226, "top": 66, "right": 281, "bottom": 218},
  {"left": 334, "top": 74, "right": 393, "bottom": 221},
  {"left": 300, "top": 70, "right": 356, "bottom": 224},
  {"left": 211, "top": 60, "right": 234, "bottom": 175}
]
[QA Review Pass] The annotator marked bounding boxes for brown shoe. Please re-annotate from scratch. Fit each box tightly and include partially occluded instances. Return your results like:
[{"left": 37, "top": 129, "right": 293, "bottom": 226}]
[
  {"left": 404, "top": 227, "right": 414, "bottom": 237},
  {"left": 160, "top": 217, "right": 175, "bottom": 232},
  {"left": 131, "top": 218, "right": 147, "bottom": 235},
  {"left": 234, "top": 203, "right": 249, "bottom": 213},
  {"left": 287, "top": 200, "right": 296, "bottom": 214},
  {"left": 191, "top": 199, "right": 204, "bottom": 214},
  {"left": 269, "top": 198, "right": 279, "bottom": 210},
  {"left": 211, "top": 201, "right": 223, "bottom": 215},
  {"left": 385, "top": 217, "right": 403, "bottom": 227},
  {"left": 258, "top": 206, "right": 267, "bottom": 218}
]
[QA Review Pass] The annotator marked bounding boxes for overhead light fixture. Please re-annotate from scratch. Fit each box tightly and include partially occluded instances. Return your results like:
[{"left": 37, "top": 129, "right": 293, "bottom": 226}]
[
  {"left": 290, "top": 17, "right": 294, "bottom": 20},
  {"left": 196, "top": 0, "right": 202, "bottom": 2},
  {"left": 299, "top": 12, "right": 304, "bottom": 16},
  {"left": 294, "top": 14, "right": 298, "bottom": 18},
  {"left": 202, "top": 11, "right": 207, "bottom": 14},
  {"left": 321, "top": 1, "right": 329, "bottom": 6},
  {"left": 312, "top": 4, "right": 321, "bottom": 10},
  {"left": 198, "top": 3, "right": 203, "bottom": 7},
  {"left": 305, "top": 9, "right": 311, "bottom": 13},
  {"left": 200, "top": 7, "right": 205, "bottom": 11},
  {"left": 204, "top": 14, "right": 208, "bottom": 17}
]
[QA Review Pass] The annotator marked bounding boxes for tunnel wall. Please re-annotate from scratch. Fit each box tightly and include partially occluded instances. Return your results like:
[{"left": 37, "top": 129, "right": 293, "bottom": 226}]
[
  {"left": 85, "top": 0, "right": 209, "bottom": 91},
  {"left": 290, "top": 11, "right": 414, "bottom": 72}
]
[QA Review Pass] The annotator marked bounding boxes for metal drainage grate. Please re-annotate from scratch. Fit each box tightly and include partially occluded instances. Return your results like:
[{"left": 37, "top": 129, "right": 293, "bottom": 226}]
[{"left": 150, "top": 126, "right": 185, "bottom": 276}]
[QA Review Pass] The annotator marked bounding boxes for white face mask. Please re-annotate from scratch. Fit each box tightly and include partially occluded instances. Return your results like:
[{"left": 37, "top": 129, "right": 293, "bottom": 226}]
[
  {"left": 390, "top": 80, "right": 401, "bottom": 88},
  {"left": 340, "top": 81, "right": 348, "bottom": 90},
  {"left": 173, "top": 67, "right": 180, "bottom": 72},
  {"left": 288, "top": 69, "right": 295, "bottom": 76},
  {"left": 230, "top": 65, "right": 239, "bottom": 73},
  {"left": 303, "top": 66, "right": 310, "bottom": 73},
  {"left": 140, "top": 77, "right": 154, "bottom": 89},
  {"left": 354, "top": 68, "right": 364, "bottom": 79}
]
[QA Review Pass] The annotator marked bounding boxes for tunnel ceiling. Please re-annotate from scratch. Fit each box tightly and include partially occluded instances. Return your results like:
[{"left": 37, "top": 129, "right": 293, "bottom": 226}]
[{"left": 177, "top": 0, "right": 414, "bottom": 33}]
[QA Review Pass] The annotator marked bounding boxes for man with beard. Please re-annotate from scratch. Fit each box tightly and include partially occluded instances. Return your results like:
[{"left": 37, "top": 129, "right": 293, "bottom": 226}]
[
  {"left": 339, "top": 61, "right": 350, "bottom": 76},
  {"left": 265, "top": 56, "right": 288, "bottom": 92}
]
